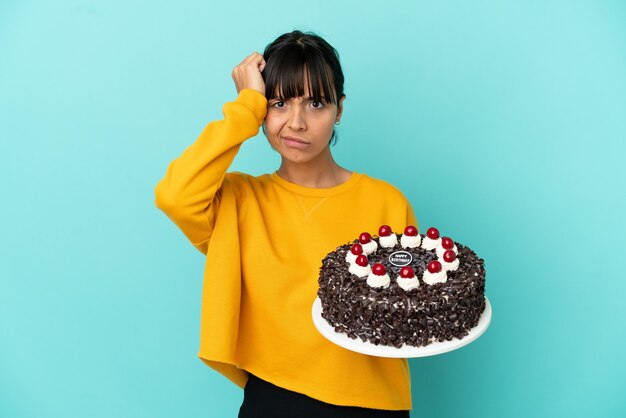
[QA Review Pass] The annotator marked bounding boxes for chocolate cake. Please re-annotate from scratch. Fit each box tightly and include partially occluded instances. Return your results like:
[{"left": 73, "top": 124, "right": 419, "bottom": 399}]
[{"left": 317, "top": 226, "right": 486, "bottom": 348}]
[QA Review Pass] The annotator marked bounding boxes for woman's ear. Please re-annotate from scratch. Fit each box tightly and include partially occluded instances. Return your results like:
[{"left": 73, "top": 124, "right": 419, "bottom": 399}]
[{"left": 336, "top": 95, "right": 346, "bottom": 123}]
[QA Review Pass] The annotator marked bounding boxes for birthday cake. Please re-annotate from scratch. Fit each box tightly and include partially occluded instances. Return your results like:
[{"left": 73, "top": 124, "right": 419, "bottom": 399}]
[{"left": 317, "top": 226, "right": 486, "bottom": 348}]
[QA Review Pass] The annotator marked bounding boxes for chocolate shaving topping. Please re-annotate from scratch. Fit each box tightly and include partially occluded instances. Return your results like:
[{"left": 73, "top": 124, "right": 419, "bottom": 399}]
[{"left": 318, "top": 233, "right": 486, "bottom": 348}]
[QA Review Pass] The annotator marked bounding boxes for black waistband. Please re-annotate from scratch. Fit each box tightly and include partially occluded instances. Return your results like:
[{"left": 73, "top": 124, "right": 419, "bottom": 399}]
[{"left": 238, "top": 373, "right": 411, "bottom": 418}]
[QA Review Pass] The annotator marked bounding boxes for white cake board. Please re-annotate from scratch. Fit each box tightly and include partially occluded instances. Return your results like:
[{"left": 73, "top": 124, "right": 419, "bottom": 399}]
[{"left": 312, "top": 296, "right": 491, "bottom": 358}]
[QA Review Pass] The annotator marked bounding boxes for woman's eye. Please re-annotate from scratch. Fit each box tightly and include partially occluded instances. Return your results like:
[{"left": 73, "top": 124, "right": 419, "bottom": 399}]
[
  {"left": 271, "top": 101, "right": 285, "bottom": 108},
  {"left": 310, "top": 101, "right": 324, "bottom": 109}
]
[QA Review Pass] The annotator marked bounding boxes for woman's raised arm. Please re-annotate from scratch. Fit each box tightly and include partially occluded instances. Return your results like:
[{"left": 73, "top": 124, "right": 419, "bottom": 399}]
[{"left": 154, "top": 53, "right": 267, "bottom": 253}]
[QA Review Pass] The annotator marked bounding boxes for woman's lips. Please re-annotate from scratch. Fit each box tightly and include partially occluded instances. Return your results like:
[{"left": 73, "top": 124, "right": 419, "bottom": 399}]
[{"left": 282, "top": 136, "right": 310, "bottom": 149}]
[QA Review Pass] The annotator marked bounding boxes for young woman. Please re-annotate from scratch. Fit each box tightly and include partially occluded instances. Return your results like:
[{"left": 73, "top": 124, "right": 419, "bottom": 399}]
[{"left": 155, "top": 30, "right": 416, "bottom": 417}]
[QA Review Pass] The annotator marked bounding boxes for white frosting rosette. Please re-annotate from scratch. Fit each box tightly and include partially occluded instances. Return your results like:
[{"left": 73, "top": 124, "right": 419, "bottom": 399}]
[
  {"left": 422, "top": 269, "right": 448, "bottom": 285},
  {"left": 361, "top": 240, "right": 378, "bottom": 255},
  {"left": 441, "top": 257, "right": 460, "bottom": 271},
  {"left": 345, "top": 250, "right": 359, "bottom": 264},
  {"left": 436, "top": 244, "right": 458, "bottom": 258},
  {"left": 400, "top": 234, "right": 421, "bottom": 248},
  {"left": 349, "top": 262, "right": 371, "bottom": 278},
  {"left": 367, "top": 272, "right": 390, "bottom": 288},
  {"left": 421, "top": 236, "right": 440, "bottom": 250},
  {"left": 378, "top": 234, "right": 398, "bottom": 248},
  {"left": 397, "top": 276, "right": 419, "bottom": 291}
]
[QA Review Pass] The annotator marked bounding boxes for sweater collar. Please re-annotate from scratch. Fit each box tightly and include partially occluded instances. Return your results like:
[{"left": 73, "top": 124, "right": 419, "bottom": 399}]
[{"left": 269, "top": 171, "right": 363, "bottom": 197}]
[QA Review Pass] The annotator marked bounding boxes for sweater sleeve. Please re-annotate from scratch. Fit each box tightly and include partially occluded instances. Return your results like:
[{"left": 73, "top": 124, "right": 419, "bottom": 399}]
[
  {"left": 406, "top": 200, "right": 418, "bottom": 230},
  {"left": 154, "top": 89, "right": 267, "bottom": 254}
]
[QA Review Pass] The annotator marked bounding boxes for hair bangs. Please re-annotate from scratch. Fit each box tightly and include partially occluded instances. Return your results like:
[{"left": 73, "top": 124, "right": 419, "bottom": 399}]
[{"left": 263, "top": 45, "right": 339, "bottom": 105}]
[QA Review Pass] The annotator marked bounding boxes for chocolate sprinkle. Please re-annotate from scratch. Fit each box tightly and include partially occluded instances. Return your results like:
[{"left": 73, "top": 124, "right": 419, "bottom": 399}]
[{"left": 317, "top": 234, "right": 486, "bottom": 348}]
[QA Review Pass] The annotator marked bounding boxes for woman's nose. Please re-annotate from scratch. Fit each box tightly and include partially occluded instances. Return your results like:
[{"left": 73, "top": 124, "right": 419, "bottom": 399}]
[{"left": 287, "top": 107, "right": 306, "bottom": 130}]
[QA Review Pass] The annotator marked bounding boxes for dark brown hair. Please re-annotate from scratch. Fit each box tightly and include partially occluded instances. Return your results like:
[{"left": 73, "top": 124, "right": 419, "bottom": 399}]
[{"left": 262, "top": 30, "right": 345, "bottom": 105}]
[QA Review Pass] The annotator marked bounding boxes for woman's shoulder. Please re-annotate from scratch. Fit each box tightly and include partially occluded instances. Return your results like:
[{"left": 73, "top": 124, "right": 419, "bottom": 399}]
[
  {"left": 357, "top": 173, "right": 408, "bottom": 198},
  {"left": 223, "top": 171, "right": 272, "bottom": 191}
]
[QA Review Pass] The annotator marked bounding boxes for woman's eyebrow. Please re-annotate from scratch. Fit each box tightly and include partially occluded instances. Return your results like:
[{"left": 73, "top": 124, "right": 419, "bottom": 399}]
[
  {"left": 304, "top": 95, "right": 328, "bottom": 101},
  {"left": 267, "top": 95, "right": 330, "bottom": 103}
]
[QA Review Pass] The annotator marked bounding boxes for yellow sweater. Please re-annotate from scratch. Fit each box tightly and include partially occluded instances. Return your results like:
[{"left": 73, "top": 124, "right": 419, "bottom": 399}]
[{"left": 155, "top": 89, "right": 417, "bottom": 410}]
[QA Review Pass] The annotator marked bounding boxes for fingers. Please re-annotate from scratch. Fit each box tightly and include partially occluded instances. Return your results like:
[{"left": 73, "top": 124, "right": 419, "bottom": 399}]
[
  {"left": 233, "top": 52, "right": 265, "bottom": 77},
  {"left": 240, "top": 52, "right": 264, "bottom": 67},
  {"left": 232, "top": 52, "right": 266, "bottom": 95}
]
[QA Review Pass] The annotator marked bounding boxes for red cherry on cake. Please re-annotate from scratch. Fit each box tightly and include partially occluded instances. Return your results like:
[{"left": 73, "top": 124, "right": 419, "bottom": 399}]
[
  {"left": 359, "top": 232, "right": 372, "bottom": 244},
  {"left": 399, "top": 266, "right": 415, "bottom": 279},
  {"left": 428, "top": 260, "right": 442, "bottom": 273},
  {"left": 441, "top": 237, "right": 454, "bottom": 249},
  {"left": 372, "top": 263, "right": 386, "bottom": 276},
  {"left": 355, "top": 254, "right": 369, "bottom": 267},
  {"left": 350, "top": 243, "right": 363, "bottom": 255},
  {"left": 443, "top": 250, "right": 456, "bottom": 263},
  {"left": 427, "top": 227, "right": 440, "bottom": 240},
  {"left": 403, "top": 226, "right": 418, "bottom": 236},
  {"left": 378, "top": 225, "right": 392, "bottom": 237}
]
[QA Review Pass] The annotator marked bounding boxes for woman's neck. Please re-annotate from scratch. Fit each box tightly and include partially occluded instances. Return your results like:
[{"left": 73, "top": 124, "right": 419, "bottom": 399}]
[{"left": 276, "top": 155, "right": 352, "bottom": 188}]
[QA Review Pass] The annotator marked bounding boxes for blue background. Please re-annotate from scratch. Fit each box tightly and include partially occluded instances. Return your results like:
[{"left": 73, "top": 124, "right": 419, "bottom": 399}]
[{"left": 2, "top": 1, "right": 625, "bottom": 417}]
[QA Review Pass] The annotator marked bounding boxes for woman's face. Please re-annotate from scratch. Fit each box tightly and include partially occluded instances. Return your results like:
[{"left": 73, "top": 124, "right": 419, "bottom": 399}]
[{"left": 264, "top": 84, "right": 344, "bottom": 165}]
